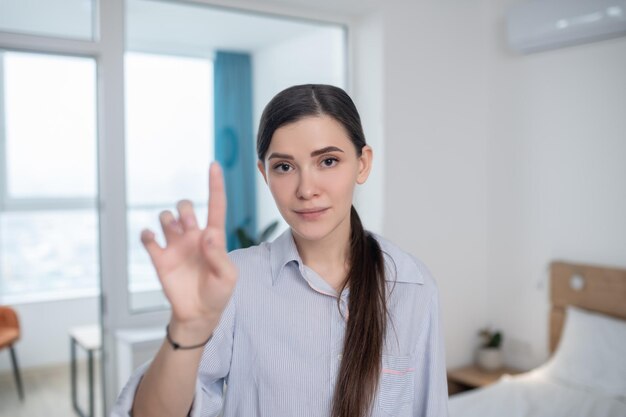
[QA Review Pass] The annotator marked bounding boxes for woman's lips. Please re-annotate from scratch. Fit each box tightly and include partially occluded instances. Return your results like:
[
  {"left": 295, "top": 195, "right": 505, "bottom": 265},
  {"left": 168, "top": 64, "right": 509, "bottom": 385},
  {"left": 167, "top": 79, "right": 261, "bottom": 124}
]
[{"left": 294, "top": 207, "right": 329, "bottom": 220}]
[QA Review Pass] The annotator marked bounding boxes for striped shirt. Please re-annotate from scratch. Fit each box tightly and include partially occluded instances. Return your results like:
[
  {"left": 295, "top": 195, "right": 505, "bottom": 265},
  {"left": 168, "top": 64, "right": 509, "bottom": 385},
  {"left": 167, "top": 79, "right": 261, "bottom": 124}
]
[{"left": 112, "top": 229, "right": 449, "bottom": 417}]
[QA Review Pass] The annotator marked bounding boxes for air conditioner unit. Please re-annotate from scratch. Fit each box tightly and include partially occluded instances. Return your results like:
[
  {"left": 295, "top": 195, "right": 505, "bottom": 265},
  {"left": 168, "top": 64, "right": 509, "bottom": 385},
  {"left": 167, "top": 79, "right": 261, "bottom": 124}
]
[{"left": 506, "top": 0, "right": 626, "bottom": 53}]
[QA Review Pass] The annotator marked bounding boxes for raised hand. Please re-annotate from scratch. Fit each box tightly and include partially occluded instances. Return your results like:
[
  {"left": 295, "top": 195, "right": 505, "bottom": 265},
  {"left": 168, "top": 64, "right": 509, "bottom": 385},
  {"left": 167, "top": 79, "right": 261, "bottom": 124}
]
[{"left": 140, "top": 162, "right": 237, "bottom": 339}]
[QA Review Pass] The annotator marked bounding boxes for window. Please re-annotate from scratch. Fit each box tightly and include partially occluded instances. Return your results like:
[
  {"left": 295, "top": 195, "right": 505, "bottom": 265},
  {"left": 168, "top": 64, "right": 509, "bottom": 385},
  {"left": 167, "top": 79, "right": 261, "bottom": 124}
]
[
  {"left": 1, "top": 3, "right": 350, "bottom": 412},
  {"left": 0, "top": 51, "right": 99, "bottom": 302},
  {"left": 0, "top": 1, "right": 347, "bottom": 308},
  {"left": 124, "top": 52, "right": 213, "bottom": 311}
]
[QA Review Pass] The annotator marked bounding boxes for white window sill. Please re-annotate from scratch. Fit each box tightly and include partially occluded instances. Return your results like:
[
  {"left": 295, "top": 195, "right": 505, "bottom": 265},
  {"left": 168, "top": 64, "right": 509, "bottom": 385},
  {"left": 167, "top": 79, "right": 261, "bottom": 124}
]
[{"left": 0, "top": 288, "right": 100, "bottom": 305}]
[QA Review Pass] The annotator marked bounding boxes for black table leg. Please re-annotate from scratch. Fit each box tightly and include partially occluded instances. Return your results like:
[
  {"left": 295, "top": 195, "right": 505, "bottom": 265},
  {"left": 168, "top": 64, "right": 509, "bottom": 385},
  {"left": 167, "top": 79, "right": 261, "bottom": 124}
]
[
  {"left": 71, "top": 336, "right": 90, "bottom": 417},
  {"left": 88, "top": 349, "right": 94, "bottom": 417},
  {"left": 9, "top": 345, "right": 24, "bottom": 400}
]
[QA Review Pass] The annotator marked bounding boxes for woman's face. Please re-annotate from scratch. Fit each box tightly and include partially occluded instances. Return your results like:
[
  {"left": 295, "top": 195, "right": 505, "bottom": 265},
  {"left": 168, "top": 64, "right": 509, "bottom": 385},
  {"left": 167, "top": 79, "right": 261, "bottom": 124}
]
[{"left": 258, "top": 115, "right": 372, "bottom": 244}]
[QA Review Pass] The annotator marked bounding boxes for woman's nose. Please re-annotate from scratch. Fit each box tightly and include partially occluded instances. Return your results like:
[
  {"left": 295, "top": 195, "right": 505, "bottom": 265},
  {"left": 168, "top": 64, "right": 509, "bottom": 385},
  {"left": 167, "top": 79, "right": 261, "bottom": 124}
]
[{"left": 296, "top": 170, "right": 319, "bottom": 200}]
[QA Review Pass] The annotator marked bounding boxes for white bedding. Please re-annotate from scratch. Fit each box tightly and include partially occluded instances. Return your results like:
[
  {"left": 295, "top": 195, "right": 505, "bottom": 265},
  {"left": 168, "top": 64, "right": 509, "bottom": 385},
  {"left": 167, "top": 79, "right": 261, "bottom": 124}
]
[{"left": 448, "top": 367, "right": 626, "bottom": 417}]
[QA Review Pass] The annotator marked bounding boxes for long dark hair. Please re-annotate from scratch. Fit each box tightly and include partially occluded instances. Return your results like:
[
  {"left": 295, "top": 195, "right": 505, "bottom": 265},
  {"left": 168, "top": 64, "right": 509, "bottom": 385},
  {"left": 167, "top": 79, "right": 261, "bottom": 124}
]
[{"left": 257, "top": 84, "right": 388, "bottom": 417}]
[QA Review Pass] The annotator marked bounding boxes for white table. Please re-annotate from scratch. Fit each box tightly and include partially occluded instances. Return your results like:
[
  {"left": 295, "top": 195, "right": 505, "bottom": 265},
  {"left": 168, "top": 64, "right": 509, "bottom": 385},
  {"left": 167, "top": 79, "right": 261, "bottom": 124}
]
[
  {"left": 69, "top": 324, "right": 101, "bottom": 417},
  {"left": 116, "top": 327, "right": 165, "bottom": 394}
]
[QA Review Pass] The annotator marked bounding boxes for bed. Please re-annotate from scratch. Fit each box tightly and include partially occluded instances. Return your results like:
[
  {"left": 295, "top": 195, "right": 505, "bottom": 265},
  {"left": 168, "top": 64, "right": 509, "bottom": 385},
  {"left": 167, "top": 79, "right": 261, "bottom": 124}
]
[{"left": 448, "top": 261, "right": 626, "bottom": 417}]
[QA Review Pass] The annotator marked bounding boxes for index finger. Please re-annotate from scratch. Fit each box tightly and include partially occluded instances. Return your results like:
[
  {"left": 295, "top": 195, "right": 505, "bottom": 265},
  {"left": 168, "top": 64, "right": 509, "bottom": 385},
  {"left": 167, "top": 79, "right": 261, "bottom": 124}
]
[{"left": 207, "top": 162, "right": 227, "bottom": 230}]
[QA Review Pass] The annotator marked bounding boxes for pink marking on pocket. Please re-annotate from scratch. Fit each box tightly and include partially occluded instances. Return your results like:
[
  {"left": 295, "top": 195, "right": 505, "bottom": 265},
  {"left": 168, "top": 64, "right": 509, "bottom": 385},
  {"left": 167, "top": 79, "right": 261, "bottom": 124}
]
[{"left": 382, "top": 367, "right": 415, "bottom": 375}]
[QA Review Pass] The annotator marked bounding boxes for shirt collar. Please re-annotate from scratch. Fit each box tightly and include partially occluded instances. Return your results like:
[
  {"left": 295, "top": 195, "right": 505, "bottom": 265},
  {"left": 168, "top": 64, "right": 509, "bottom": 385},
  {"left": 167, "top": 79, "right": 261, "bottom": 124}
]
[
  {"left": 393, "top": 274, "right": 424, "bottom": 284},
  {"left": 269, "top": 229, "right": 302, "bottom": 286},
  {"left": 268, "top": 229, "right": 425, "bottom": 286},
  {"left": 381, "top": 250, "right": 425, "bottom": 285},
  {"left": 365, "top": 231, "right": 423, "bottom": 285}
]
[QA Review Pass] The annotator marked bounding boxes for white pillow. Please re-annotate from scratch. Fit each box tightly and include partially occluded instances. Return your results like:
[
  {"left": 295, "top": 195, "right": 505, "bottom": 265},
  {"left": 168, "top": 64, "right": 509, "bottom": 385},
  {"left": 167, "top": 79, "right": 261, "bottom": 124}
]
[{"left": 541, "top": 305, "right": 626, "bottom": 398}]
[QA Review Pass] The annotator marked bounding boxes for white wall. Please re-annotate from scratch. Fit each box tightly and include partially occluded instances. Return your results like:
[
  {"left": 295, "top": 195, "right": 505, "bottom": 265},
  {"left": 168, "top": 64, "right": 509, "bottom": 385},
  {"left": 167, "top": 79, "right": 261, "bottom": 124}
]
[
  {"left": 0, "top": 296, "right": 99, "bottom": 372},
  {"left": 351, "top": 11, "right": 385, "bottom": 234},
  {"left": 382, "top": 0, "right": 491, "bottom": 368},
  {"left": 484, "top": 0, "right": 626, "bottom": 369},
  {"left": 252, "top": 25, "right": 347, "bottom": 239},
  {"left": 382, "top": 0, "right": 626, "bottom": 370}
]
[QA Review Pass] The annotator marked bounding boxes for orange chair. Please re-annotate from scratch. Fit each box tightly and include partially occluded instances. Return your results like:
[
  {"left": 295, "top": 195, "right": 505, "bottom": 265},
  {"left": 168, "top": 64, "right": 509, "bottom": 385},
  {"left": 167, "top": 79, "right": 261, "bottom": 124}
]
[{"left": 0, "top": 306, "right": 24, "bottom": 400}]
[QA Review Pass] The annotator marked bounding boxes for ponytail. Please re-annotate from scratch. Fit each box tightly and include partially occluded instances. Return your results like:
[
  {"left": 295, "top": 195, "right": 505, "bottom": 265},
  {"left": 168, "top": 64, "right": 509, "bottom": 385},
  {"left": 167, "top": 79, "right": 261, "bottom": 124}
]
[{"left": 331, "top": 206, "right": 387, "bottom": 417}]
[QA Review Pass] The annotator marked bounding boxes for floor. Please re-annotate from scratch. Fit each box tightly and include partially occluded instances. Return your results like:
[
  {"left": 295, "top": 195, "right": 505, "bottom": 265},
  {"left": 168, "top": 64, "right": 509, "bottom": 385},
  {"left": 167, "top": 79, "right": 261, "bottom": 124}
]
[{"left": 0, "top": 360, "right": 103, "bottom": 417}]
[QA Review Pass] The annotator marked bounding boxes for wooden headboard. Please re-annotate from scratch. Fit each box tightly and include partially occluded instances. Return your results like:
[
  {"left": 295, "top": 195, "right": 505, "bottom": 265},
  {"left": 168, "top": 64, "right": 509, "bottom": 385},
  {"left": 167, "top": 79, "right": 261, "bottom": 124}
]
[{"left": 550, "top": 261, "right": 626, "bottom": 353}]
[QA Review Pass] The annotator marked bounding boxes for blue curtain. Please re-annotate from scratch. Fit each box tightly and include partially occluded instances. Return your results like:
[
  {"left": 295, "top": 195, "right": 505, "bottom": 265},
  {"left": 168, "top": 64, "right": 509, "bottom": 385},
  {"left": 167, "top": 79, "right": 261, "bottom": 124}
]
[{"left": 214, "top": 51, "right": 256, "bottom": 251}]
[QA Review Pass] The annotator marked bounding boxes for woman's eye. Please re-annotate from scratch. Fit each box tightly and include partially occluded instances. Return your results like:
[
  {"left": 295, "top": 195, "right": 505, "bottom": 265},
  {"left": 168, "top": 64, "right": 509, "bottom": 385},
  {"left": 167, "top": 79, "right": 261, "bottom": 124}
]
[
  {"left": 321, "top": 157, "right": 338, "bottom": 168},
  {"left": 274, "top": 163, "right": 292, "bottom": 173}
]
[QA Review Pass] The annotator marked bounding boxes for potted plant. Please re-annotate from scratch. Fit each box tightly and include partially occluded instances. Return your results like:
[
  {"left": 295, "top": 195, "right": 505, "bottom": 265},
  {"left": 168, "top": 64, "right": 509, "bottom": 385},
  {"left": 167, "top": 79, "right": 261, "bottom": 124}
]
[
  {"left": 476, "top": 328, "right": 503, "bottom": 371},
  {"left": 235, "top": 220, "right": 280, "bottom": 248}
]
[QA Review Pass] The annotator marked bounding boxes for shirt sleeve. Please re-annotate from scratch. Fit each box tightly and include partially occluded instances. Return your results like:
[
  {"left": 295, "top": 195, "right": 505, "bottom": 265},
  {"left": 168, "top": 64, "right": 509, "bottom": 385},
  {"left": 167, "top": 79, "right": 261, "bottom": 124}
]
[
  {"left": 413, "top": 291, "right": 449, "bottom": 417},
  {"left": 110, "top": 295, "right": 236, "bottom": 417}
]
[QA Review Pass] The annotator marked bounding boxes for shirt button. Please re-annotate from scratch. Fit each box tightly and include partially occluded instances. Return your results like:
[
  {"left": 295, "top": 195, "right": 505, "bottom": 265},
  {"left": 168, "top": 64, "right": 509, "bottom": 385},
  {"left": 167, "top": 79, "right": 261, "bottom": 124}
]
[{"left": 337, "top": 354, "right": 343, "bottom": 360}]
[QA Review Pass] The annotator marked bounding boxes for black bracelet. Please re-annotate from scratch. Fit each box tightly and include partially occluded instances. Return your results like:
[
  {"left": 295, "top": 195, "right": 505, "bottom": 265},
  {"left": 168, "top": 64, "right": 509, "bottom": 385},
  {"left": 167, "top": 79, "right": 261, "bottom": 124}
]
[{"left": 165, "top": 324, "right": 211, "bottom": 350}]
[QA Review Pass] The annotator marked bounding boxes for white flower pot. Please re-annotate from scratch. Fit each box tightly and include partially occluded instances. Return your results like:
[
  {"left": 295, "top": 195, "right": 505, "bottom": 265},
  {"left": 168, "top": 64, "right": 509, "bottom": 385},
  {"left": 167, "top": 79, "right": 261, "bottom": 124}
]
[{"left": 476, "top": 348, "right": 503, "bottom": 371}]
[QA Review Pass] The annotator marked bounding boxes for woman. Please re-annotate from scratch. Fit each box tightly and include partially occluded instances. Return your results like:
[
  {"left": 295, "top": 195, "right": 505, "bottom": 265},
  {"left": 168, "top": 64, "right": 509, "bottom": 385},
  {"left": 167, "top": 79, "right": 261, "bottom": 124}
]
[{"left": 113, "top": 84, "right": 448, "bottom": 417}]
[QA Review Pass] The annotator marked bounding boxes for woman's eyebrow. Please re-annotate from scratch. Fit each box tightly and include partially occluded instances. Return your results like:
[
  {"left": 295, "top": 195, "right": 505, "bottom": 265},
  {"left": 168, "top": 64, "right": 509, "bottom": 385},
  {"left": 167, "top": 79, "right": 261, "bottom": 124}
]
[
  {"left": 267, "top": 152, "right": 294, "bottom": 160},
  {"left": 310, "top": 146, "right": 344, "bottom": 157},
  {"left": 267, "top": 146, "right": 344, "bottom": 161}
]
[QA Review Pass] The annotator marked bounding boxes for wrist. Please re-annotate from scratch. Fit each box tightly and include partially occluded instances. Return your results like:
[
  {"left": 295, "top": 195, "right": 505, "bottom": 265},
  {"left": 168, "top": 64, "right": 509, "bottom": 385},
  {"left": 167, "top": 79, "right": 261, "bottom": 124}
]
[
  {"left": 166, "top": 324, "right": 211, "bottom": 350},
  {"left": 167, "top": 317, "right": 217, "bottom": 347}
]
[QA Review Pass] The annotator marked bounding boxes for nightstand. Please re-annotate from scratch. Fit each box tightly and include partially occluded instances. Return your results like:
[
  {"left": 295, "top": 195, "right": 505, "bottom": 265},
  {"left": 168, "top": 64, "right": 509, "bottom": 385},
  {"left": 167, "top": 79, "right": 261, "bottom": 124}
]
[{"left": 447, "top": 365, "right": 522, "bottom": 396}]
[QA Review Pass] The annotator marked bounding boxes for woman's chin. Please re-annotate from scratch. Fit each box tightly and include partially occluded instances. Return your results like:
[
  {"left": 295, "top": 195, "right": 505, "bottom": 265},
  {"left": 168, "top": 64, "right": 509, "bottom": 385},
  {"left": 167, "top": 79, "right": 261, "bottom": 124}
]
[
  {"left": 289, "top": 225, "right": 329, "bottom": 243},
  {"left": 288, "top": 219, "right": 349, "bottom": 244},
  {"left": 286, "top": 217, "right": 336, "bottom": 242}
]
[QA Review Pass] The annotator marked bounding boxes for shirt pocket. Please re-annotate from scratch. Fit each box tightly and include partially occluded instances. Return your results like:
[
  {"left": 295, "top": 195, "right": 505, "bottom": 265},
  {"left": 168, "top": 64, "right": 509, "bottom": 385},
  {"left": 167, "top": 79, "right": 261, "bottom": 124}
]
[{"left": 378, "top": 354, "right": 415, "bottom": 415}]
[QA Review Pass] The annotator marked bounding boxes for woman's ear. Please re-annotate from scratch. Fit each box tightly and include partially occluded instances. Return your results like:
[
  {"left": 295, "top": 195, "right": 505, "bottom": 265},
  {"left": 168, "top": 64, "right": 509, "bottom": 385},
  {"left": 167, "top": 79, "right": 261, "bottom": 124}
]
[
  {"left": 257, "top": 160, "right": 268, "bottom": 184},
  {"left": 356, "top": 145, "right": 373, "bottom": 184}
]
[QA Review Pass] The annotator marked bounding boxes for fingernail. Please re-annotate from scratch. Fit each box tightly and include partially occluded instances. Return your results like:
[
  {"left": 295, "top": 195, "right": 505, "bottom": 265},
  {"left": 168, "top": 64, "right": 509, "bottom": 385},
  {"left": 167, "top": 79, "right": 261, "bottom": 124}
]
[
  {"left": 183, "top": 215, "right": 195, "bottom": 227},
  {"left": 170, "top": 219, "right": 183, "bottom": 233},
  {"left": 140, "top": 230, "right": 154, "bottom": 242},
  {"left": 205, "top": 228, "right": 216, "bottom": 246}
]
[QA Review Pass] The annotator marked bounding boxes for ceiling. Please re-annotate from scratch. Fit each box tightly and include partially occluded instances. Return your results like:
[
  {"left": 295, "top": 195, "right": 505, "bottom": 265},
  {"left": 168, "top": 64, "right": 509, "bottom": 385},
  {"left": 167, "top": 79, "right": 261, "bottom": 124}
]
[
  {"left": 261, "top": 0, "right": 382, "bottom": 15},
  {"left": 126, "top": 0, "right": 349, "bottom": 57}
]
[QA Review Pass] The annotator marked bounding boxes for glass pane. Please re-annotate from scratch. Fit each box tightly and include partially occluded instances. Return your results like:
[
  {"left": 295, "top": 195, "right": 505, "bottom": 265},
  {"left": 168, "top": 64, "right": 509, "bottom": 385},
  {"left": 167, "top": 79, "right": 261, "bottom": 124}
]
[
  {"left": 0, "top": 210, "right": 99, "bottom": 301},
  {"left": 125, "top": 53, "right": 213, "bottom": 206},
  {"left": 0, "top": 0, "right": 96, "bottom": 40},
  {"left": 3, "top": 52, "right": 97, "bottom": 199},
  {"left": 127, "top": 207, "right": 168, "bottom": 311},
  {"left": 125, "top": 52, "right": 212, "bottom": 311}
]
